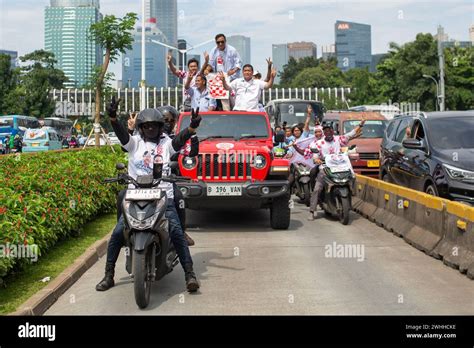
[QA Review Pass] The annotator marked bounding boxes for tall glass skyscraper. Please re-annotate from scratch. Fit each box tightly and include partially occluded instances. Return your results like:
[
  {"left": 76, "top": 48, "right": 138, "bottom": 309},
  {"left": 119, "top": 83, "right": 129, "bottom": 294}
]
[
  {"left": 272, "top": 44, "right": 289, "bottom": 84},
  {"left": 150, "top": 0, "right": 177, "bottom": 46},
  {"left": 335, "top": 20, "right": 371, "bottom": 72},
  {"left": 227, "top": 35, "right": 251, "bottom": 65},
  {"left": 45, "top": 0, "right": 103, "bottom": 88},
  {"left": 122, "top": 25, "right": 169, "bottom": 89}
]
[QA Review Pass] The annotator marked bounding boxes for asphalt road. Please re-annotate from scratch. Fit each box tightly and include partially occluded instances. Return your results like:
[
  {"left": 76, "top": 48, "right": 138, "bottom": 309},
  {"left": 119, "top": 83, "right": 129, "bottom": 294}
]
[{"left": 45, "top": 199, "right": 474, "bottom": 315}]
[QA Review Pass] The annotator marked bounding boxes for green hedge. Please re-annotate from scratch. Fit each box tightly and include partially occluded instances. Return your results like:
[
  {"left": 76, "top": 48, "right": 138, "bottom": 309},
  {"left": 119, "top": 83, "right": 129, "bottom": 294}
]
[{"left": 0, "top": 147, "right": 127, "bottom": 282}]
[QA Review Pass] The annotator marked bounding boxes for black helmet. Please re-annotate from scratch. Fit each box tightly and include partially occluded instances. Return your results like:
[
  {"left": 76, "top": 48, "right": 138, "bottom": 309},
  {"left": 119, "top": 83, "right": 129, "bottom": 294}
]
[
  {"left": 136, "top": 108, "right": 165, "bottom": 138},
  {"left": 157, "top": 105, "right": 179, "bottom": 120}
]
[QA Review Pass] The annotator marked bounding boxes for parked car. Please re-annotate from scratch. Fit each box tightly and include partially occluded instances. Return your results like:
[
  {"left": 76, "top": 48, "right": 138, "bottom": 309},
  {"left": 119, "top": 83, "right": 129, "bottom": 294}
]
[
  {"left": 107, "top": 132, "right": 121, "bottom": 145},
  {"left": 265, "top": 99, "right": 325, "bottom": 128},
  {"left": 322, "top": 111, "right": 387, "bottom": 178},
  {"left": 380, "top": 111, "right": 474, "bottom": 206},
  {"left": 23, "top": 127, "right": 62, "bottom": 152}
]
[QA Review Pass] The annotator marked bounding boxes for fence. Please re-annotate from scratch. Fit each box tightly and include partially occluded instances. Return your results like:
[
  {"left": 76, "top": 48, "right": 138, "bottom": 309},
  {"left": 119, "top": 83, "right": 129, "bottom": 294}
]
[{"left": 50, "top": 87, "right": 352, "bottom": 117}]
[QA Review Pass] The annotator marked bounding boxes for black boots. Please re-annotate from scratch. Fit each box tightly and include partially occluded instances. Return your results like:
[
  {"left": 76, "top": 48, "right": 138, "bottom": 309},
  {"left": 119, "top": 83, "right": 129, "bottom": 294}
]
[
  {"left": 95, "top": 262, "right": 115, "bottom": 291},
  {"left": 184, "top": 264, "right": 199, "bottom": 292}
]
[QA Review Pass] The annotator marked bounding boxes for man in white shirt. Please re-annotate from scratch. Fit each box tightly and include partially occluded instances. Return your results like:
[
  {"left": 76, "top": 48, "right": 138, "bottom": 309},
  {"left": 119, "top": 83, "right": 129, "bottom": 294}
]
[
  {"left": 184, "top": 72, "right": 217, "bottom": 112},
  {"left": 220, "top": 64, "right": 277, "bottom": 112}
]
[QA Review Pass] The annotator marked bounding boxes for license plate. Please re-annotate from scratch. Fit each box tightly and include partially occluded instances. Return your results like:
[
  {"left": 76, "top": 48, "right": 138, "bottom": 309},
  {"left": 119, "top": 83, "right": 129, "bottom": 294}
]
[
  {"left": 125, "top": 189, "right": 162, "bottom": 200},
  {"left": 32, "top": 143, "right": 39, "bottom": 147},
  {"left": 207, "top": 184, "right": 242, "bottom": 196},
  {"left": 367, "top": 160, "right": 380, "bottom": 168}
]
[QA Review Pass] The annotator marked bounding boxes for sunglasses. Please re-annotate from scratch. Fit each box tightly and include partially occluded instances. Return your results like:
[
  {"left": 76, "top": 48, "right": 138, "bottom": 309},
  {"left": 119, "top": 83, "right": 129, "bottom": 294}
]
[
  {"left": 142, "top": 123, "right": 160, "bottom": 130},
  {"left": 216, "top": 40, "right": 225, "bottom": 44}
]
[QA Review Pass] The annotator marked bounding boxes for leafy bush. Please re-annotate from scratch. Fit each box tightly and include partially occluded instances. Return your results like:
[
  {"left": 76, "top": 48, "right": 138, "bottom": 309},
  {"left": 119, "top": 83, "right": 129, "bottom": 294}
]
[{"left": 0, "top": 147, "right": 127, "bottom": 282}]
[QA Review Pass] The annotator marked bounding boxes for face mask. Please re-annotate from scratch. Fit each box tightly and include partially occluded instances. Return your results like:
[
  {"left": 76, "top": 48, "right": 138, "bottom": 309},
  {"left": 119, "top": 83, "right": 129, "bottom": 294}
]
[{"left": 141, "top": 123, "right": 162, "bottom": 141}]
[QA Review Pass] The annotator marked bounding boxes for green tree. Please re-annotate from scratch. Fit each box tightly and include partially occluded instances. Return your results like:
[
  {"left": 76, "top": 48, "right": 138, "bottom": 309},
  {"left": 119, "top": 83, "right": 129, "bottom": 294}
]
[
  {"left": 15, "top": 50, "right": 68, "bottom": 117},
  {"left": 290, "top": 59, "right": 345, "bottom": 88},
  {"left": 344, "top": 68, "right": 378, "bottom": 106},
  {"left": 279, "top": 56, "right": 320, "bottom": 86},
  {"left": 0, "top": 54, "right": 16, "bottom": 114},
  {"left": 89, "top": 12, "right": 137, "bottom": 147},
  {"left": 444, "top": 46, "right": 474, "bottom": 110}
]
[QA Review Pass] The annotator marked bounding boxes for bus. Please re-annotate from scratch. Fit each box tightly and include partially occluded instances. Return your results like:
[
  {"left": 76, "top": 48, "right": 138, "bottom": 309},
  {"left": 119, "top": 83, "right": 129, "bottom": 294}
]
[
  {"left": 0, "top": 115, "right": 41, "bottom": 143},
  {"left": 42, "top": 117, "right": 74, "bottom": 139}
]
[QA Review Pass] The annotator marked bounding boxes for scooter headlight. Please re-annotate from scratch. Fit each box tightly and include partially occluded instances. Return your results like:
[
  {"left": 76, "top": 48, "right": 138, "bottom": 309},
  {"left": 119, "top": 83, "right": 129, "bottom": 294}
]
[{"left": 124, "top": 196, "right": 167, "bottom": 230}]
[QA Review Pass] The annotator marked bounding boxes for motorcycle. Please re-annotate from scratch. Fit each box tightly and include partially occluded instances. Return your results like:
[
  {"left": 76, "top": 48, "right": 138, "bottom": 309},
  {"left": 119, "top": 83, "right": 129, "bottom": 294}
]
[
  {"left": 312, "top": 145, "right": 356, "bottom": 225},
  {"left": 104, "top": 160, "right": 189, "bottom": 309},
  {"left": 292, "top": 162, "right": 312, "bottom": 207}
]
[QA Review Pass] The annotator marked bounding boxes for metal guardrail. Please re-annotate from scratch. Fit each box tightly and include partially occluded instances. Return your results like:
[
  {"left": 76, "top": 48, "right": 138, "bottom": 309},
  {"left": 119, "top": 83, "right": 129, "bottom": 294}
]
[{"left": 50, "top": 87, "right": 352, "bottom": 117}]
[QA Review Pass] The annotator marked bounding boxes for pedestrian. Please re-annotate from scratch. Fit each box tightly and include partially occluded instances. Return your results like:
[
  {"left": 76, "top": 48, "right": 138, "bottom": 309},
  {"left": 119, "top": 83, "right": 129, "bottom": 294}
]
[
  {"left": 208, "top": 34, "right": 242, "bottom": 110},
  {"left": 220, "top": 64, "right": 276, "bottom": 112}
]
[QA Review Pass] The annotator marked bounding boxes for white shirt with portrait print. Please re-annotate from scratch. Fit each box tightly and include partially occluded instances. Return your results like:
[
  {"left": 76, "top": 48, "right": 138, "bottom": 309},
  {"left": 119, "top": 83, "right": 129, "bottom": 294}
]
[
  {"left": 122, "top": 134, "right": 176, "bottom": 199},
  {"left": 229, "top": 78, "right": 267, "bottom": 112}
]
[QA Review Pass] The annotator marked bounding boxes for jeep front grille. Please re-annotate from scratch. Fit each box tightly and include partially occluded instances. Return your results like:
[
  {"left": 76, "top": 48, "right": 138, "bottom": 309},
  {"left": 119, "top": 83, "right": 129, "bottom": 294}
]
[{"left": 197, "top": 153, "right": 253, "bottom": 180}]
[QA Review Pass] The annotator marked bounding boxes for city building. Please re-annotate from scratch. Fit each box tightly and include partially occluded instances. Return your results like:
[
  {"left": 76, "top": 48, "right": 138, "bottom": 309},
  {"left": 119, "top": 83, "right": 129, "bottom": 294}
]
[
  {"left": 227, "top": 35, "right": 251, "bottom": 65},
  {"left": 45, "top": 0, "right": 103, "bottom": 88},
  {"left": 287, "top": 41, "right": 317, "bottom": 60},
  {"left": 434, "top": 26, "right": 473, "bottom": 49},
  {"left": 272, "top": 44, "right": 289, "bottom": 84},
  {"left": 335, "top": 20, "right": 372, "bottom": 72},
  {"left": 370, "top": 53, "right": 386, "bottom": 72},
  {"left": 470, "top": 25, "right": 474, "bottom": 42},
  {"left": 149, "top": 0, "right": 177, "bottom": 87},
  {"left": 321, "top": 44, "right": 336, "bottom": 60},
  {"left": 122, "top": 25, "right": 168, "bottom": 89},
  {"left": 0, "top": 49, "right": 18, "bottom": 67}
]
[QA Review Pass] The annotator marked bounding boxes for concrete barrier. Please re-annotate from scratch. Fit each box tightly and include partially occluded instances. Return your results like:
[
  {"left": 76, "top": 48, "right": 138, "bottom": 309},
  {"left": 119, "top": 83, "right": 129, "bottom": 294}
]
[
  {"left": 434, "top": 201, "right": 474, "bottom": 277},
  {"left": 354, "top": 175, "right": 474, "bottom": 279}
]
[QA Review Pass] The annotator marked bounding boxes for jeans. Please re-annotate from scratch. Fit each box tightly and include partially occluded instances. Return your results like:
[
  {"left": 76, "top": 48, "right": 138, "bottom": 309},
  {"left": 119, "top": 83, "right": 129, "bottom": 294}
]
[
  {"left": 106, "top": 199, "right": 193, "bottom": 269},
  {"left": 310, "top": 170, "right": 326, "bottom": 213}
]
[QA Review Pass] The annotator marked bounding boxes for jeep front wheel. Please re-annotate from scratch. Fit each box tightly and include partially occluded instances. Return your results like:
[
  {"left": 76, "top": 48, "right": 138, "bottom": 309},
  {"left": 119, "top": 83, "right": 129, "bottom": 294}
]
[{"left": 270, "top": 193, "right": 291, "bottom": 230}]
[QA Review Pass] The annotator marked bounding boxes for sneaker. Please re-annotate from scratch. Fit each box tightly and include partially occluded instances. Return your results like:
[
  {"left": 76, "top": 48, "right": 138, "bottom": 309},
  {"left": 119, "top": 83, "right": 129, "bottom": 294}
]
[
  {"left": 307, "top": 212, "right": 315, "bottom": 221},
  {"left": 184, "top": 232, "right": 195, "bottom": 246}
]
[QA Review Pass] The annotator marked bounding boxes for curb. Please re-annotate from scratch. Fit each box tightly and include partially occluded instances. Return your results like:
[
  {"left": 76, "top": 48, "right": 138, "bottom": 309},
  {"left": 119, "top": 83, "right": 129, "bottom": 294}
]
[{"left": 8, "top": 231, "right": 112, "bottom": 316}]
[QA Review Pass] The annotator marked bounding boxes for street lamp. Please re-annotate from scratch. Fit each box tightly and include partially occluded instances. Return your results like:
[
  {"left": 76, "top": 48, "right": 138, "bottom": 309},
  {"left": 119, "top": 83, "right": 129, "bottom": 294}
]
[
  {"left": 150, "top": 39, "right": 214, "bottom": 87},
  {"left": 140, "top": 0, "right": 146, "bottom": 110},
  {"left": 423, "top": 74, "right": 440, "bottom": 111}
]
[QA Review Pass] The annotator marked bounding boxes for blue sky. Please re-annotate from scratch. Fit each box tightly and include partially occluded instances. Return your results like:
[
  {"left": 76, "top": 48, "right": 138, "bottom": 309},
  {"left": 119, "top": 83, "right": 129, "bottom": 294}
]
[{"left": 0, "top": 0, "right": 472, "bottom": 83}]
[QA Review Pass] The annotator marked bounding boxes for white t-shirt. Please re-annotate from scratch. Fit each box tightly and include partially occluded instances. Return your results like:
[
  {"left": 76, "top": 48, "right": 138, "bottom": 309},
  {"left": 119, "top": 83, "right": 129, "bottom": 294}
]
[
  {"left": 229, "top": 78, "right": 267, "bottom": 112},
  {"left": 122, "top": 134, "right": 176, "bottom": 199}
]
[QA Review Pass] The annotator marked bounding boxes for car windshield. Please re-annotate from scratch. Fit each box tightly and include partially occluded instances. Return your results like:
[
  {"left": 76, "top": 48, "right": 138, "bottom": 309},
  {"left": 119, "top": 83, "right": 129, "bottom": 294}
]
[
  {"left": 0, "top": 118, "right": 13, "bottom": 128},
  {"left": 278, "top": 102, "right": 323, "bottom": 125},
  {"left": 427, "top": 117, "right": 474, "bottom": 150},
  {"left": 343, "top": 120, "right": 387, "bottom": 138},
  {"left": 179, "top": 114, "right": 269, "bottom": 139},
  {"left": 25, "top": 129, "right": 47, "bottom": 140}
]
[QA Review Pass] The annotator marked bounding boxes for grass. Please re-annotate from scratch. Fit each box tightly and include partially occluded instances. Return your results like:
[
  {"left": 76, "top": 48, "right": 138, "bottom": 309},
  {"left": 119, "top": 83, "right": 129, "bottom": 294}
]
[{"left": 0, "top": 212, "right": 117, "bottom": 315}]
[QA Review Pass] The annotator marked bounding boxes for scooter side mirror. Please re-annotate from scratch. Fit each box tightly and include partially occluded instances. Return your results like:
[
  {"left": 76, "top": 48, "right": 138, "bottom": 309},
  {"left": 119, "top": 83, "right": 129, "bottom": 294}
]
[
  {"left": 349, "top": 144, "right": 357, "bottom": 150},
  {"left": 116, "top": 163, "right": 126, "bottom": 171},
  {"left": 310, "top": 147, "right": 319, "bottom": 154}
]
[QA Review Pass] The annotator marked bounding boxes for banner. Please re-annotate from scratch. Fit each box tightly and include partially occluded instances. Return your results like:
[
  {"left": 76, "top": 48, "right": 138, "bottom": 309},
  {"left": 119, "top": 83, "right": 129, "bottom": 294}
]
[{"left": 207, "top": 73, "right": 229, "bottom": 99}]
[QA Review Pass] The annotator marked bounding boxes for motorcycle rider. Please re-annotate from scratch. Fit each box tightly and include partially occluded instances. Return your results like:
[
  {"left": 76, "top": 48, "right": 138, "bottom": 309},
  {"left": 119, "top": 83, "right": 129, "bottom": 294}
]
[
  {"left": 96, "top": 97, "right": 201, "bottom": 293},
  {"left": 308, "top": 121, "right": 365, "bottom": 221},
  {"left": 287, "top": 125, "right": 324, "bottom": 190}
]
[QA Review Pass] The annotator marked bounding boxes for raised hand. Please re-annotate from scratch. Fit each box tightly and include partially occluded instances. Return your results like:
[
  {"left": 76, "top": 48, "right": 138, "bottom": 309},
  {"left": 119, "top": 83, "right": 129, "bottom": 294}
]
[
  {"left": 271, "top": 67, "right": 277, "bottom": 78},
  {"left": 190, "top": 108, "right": 201, "bottom": 129},
  {"left": 128, "top": 112, "right": 138, "bottom": 130},
  {"left": 107, "top": 96, "right": 121, "bottom": 119},
  {"left": 266, "top": 57, "right": 273, "bottom": 67},
  {"left": 204, "top": 51, "right": 209, "bottom": 63}
]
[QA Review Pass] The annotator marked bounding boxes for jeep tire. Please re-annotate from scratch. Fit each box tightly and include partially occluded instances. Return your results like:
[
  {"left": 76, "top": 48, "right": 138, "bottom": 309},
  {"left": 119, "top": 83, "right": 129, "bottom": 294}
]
[{"left": 270, "top": 192, "right": 291, "bottom": 230}]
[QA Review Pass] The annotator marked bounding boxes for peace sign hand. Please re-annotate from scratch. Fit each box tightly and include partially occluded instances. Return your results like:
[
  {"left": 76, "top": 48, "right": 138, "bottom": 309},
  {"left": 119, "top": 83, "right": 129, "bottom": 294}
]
[
  {"left": 107, "top": 96, "right": 121, "bottom": 119},
  {"left": 128, "top": 112, "right": 138, "bottom": 131}
]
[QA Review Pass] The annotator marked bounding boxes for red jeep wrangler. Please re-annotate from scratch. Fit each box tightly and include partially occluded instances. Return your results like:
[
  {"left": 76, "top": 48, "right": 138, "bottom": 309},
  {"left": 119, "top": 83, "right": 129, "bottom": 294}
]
[{"left": 176, "top": 111, "right": 291, "bottom": 229}]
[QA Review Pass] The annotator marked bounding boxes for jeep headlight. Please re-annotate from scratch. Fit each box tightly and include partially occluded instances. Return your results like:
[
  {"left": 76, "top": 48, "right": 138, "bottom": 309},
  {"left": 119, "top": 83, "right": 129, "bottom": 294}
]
[
  {"left": 254, "top": 154, "right": 267, "bottom": 170},
  {"left": 182, "top": 156, "right": 197, "bottom": 170},
  {"left": 443, "top": 164, "right": 474, "bottom": 182}
]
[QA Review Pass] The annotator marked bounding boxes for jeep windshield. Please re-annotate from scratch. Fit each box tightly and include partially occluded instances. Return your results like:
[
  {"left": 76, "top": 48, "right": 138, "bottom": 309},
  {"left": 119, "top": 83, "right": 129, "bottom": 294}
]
[
  {"left": 179, "top": 114, "right": 269, "bottom": 140},
  {"left": 343, "top": 120, "right": 387, "bottom": 138},
  {"left": 277, "top": 102, "right": 323, "bottom": 125}
]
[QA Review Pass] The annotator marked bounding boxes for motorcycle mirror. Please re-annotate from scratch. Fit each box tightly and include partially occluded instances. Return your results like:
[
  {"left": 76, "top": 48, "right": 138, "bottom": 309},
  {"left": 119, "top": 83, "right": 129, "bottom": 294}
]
[
  {"left": 310, "top": 147, "right": 319, "bottom": 153},
  {"left": 116, "top": 163, "right": 126, "bottom": 171},
  {"left": 349, "top": 144, "right": 357, "bottom": 150}
]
